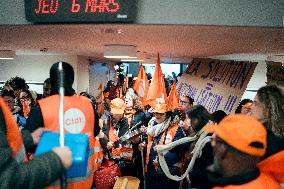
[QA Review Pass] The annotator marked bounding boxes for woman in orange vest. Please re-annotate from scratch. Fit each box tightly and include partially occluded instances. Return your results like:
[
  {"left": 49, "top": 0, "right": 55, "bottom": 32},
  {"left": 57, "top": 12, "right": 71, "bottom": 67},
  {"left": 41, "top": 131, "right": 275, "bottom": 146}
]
[
  {"left": 0, "top": 96, "right": 72, "bottom": 189},
  {"left": 140, "top": 103, "right": 184, "bottom": 189}
]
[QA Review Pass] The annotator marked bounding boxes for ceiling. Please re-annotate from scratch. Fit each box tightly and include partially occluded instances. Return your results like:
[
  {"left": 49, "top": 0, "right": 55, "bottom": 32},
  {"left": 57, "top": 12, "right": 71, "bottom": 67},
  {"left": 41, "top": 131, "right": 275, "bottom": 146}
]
[{"left": 0, "top": 24, "right": 283, "bottom": 63}]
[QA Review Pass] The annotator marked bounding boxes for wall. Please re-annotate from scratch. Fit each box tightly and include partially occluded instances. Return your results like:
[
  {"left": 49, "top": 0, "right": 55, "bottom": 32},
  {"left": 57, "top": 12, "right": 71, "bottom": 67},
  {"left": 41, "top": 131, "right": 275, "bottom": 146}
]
[
  {"left": 246, "top": 61, "right": 267, "bottom": 90},
  {"left": 0, "top": 0, "right": 283, "bottom": 26},
  {"left": 137, "top": 0, "right": 284, "bottom": 26},
  {"left": 77, "top": 56, "right": 90, "bottom": 94},
  {"left": 0, "top": 55, "right": 78, "bottom": 93},
  {"left": 89, "top": 62, "right": 116, "bottom": 97},
  {"left": 242, "top": 61, "right": 267, "bottom": 100}
]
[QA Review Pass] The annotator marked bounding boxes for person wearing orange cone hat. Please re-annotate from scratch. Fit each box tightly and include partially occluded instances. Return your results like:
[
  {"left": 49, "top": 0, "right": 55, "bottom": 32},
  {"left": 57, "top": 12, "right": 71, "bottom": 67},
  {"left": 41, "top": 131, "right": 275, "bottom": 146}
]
[{"left": 139, "top": 103, "right": 184, "bottom": 189}]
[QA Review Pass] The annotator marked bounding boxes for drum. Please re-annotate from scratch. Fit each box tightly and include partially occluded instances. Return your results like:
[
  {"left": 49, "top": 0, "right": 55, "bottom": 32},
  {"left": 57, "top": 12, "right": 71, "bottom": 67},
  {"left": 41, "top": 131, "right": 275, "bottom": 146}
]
[{"left": 94, "top": 160, "right": 122, "bottom": 189}]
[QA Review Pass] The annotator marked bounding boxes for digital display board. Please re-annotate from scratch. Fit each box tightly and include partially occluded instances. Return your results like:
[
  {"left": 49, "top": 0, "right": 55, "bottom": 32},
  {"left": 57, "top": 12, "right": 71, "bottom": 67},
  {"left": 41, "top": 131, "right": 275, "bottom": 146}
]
[{"left": 25, "top": 0, "right": 137, "bottom": 23}]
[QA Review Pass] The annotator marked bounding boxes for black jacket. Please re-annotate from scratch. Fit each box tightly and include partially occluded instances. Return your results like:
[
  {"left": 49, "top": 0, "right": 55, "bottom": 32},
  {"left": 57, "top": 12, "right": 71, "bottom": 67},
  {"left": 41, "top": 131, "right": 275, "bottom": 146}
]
[
  {"left": 129, "top": 110, "right": 146, "bottom": 128},
  {"left": 263, "top": 130, "right": 284, "bottom": 159},
  {"left": 102, "top": 117, "right": 129, "bottom": 139},
  {"left": 0, "top": 108, "right": 65, "bottom": 189}
]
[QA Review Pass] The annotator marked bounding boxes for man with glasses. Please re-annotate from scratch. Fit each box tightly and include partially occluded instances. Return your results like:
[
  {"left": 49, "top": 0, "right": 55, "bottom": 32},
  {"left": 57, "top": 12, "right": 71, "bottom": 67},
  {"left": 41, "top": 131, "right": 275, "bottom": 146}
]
[
  {"left": 178, "top": 96, "right": 194, "bottom": 112},
  {"left": 178, "top": 96, "right": 194, "bottom": 135}
]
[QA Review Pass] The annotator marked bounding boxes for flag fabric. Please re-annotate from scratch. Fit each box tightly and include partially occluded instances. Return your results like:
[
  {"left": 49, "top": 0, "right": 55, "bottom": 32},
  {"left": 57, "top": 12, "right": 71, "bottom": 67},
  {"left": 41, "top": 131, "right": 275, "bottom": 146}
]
[
  {"left": 117, "top": 86, "right": 123, "bottom": 98},
  {"left": 123, "top": 77, "right": 129, "bottom": 93},
  {"left": 97, "top": 81, "right": 104, "bottom": 103},
  {"left": 98, "top": 81, "right": 103, "bottom": 91},
  {"left": 133, "top": 65, "right": 149, "bottom": 105},
  {"left": 21, "top": 100, "right": 30, "bottom": 118},
  {"left": 167, "top": 81, "right": 179, "bottom": 111},
  {"left": 146, "top": 53, "right": 167, "bottom": 107}
]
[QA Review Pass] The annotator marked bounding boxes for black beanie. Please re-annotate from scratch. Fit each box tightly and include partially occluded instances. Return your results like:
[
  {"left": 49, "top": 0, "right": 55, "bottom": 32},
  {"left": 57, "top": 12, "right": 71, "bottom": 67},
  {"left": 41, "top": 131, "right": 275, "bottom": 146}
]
[{"left": 50, "top": 62, "right": 75, "bottom": 96}]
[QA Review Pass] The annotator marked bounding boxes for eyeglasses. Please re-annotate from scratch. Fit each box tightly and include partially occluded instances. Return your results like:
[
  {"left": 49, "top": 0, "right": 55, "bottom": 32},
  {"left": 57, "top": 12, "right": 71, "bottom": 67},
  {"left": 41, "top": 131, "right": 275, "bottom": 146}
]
[
  {"left": 179, "top": 100, "right": 190, "bottom": 105},
  {"left": 153, "top": 112, "right": 166, "bottom": 116}
]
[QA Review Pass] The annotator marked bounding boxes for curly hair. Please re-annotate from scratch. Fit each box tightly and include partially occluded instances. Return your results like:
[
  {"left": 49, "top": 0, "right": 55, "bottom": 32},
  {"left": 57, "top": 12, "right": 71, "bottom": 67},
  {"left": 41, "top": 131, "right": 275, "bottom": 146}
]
[
  {"left": 125, "top": 88, "right": 144, "bottom": 111},
  {"left": 5, "top": 76, "right": 27, "bottom": 91},
  {"left": 257, "top": 85, "right": 284, "bottom": 138},
  {"left": 132, "top": 96, "right": 144, "bottom": 111},
  {"left": 1, "top": 89, "right": 15, "bottom": 98},
  {"left": 20, "top": 89, "right": 36, "bottom": 107}
]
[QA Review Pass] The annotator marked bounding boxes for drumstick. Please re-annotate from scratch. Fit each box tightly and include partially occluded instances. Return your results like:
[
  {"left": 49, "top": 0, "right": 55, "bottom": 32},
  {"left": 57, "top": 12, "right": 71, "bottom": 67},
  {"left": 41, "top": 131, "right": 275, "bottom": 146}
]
[{"left": 120, "top": 177, "right": 128, "bottom": 189}]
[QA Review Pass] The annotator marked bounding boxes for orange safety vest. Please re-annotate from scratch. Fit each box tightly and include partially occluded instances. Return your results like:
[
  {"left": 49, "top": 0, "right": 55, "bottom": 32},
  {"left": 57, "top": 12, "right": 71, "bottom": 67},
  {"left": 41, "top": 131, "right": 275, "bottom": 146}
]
[
  {"left": 212, "top": 172, "right": 281, "bottom": 189},
  {"left": 108, "top": 121, "right": 133, "bottom": 160},
  {"left": 145, "top": 123, "right": 179, "bottom": 172},
  {"left": 258, "top": 150, "right": 284, "bottom": 184},
  {"left": 94, "top": 119, "right": 105, "bottom": 171},
  {"left": 0, "top": 97, "right": 27, "bottom": 162},
  {"left": 39, "top": 95, "right": 95, "bottom": 189}
]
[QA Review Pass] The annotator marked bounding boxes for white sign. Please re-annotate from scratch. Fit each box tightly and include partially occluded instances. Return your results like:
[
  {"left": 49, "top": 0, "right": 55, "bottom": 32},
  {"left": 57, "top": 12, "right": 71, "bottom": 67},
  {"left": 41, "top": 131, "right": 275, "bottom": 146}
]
[
  {"left": 64, "top": 108, "right": 86, "bottom": 133},
  {"left": 177, "top": 59, "right": 257, "bottom": 114}
]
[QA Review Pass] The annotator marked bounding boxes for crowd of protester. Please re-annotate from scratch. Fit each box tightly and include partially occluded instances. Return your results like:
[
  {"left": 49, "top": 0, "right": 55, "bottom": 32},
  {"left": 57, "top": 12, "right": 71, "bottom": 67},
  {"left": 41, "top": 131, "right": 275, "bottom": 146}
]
[{"left": 0, "top": 61, "right": 283, "bottom": 189}]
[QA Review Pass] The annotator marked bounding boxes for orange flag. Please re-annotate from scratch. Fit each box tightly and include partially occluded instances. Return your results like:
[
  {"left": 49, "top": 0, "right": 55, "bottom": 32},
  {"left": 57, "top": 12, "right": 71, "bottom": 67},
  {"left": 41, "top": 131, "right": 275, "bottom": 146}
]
[
  {"left": 117, "top": 86, "right": 123, "bottom": 98},
  {"left": 167, "top": 81, "right": 179, "bottom": 111},
  {"left": 146, "top": 53, "right": 167, "bottom": 107},
  {"left": 134, "top": 65, "right": 150, "bottom": 105},
  {"left": 98, "top": 81, "right": 102, "bottom": 90},
  {"left": 123, "top": 77, "right": 129, "bottom": 92},
  {"left": 97, "top": 81, "right": 104, "bottom": 103},
  {"left": 21, "top": 100, "right": 30, "bottom": 118}
]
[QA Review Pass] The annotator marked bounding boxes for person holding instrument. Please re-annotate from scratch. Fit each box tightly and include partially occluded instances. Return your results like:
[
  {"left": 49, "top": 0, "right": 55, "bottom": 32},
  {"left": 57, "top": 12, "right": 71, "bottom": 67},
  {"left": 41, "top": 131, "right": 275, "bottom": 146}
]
[
  {"left": 99, "top": 98, "right": 134, "bottom": 176},
  {"left": 139, "top": 103, "right": 183, "bottom": 189}
]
